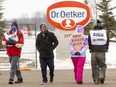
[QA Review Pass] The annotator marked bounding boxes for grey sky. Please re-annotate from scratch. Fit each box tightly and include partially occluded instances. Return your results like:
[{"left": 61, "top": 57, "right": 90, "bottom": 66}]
[{"left": 2, "top": 0, "right": 116, "bottom": 20}]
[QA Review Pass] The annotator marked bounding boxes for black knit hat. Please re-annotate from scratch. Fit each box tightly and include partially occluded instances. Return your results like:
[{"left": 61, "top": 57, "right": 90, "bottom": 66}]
[
  {"left": 11, "top": 21, "right": 19, "bottom": 29},
  {"left": 94, "top": 19, "right": 103, "bottom": 29},
  {"left": 97, "top": 20, "right": 101, "bottom": 24}
]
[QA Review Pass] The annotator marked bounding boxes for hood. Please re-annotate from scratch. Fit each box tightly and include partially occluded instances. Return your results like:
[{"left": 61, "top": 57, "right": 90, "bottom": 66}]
[
  {"left": 75, "top": 25, "right": 84, "bottom": 34},
  {"left": 40, "top": 23, "right": 48, "bottom": 33},
  {"left": 11, "top": 21, "right": 19, "bottom": 29}
]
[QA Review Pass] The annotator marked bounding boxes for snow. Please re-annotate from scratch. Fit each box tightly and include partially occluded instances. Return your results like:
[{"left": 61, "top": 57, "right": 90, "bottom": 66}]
[{"left": 0, "top": 35, "right": 116, "bottom": 70}]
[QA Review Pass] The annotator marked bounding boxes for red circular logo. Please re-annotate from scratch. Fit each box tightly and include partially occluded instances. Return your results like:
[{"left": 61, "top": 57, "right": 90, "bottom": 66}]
[{"left": 47, "top": 1, "right": 91, "bottom": 31}]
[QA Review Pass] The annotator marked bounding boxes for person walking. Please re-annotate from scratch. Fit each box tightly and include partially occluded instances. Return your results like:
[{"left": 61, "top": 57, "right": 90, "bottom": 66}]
[
  {"left": 2, "top": 21, "right": 24, "bottom": 84},
  {"left": 69, "top": 25, "right": 88, "bottom": 84},
  {"left": 36, "top": 24, "right": 58, "bottom": 84},
  {"left": 88, "top": 20, "right": 109, "bottom": 84}
]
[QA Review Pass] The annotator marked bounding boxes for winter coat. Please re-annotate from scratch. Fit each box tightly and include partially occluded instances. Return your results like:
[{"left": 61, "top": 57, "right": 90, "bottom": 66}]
[
  {"left": 2, "top": 29, "right": 24, "bottom": 56},
  {"left": 88, "top": 27, "right": 109, "bottom": 52},
  {"left": 36, "top": 30, "right": 58, "bottom": 58},
  {"left": 69, "top": 25, "right": 88, "bottom": 58}
]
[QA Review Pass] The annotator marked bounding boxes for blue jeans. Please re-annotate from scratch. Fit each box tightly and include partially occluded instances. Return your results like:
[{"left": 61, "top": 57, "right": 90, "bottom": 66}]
[{"left": 40, "top": 58, "right": 54, "bottom": 82}]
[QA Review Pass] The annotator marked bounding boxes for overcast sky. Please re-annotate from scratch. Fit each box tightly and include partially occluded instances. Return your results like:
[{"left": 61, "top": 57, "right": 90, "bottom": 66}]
[
  {"left": 2, "top": 0, "right": 116, "bottom": 20},
  {"left": 2, "top": 0, "right": 84, "bottom": 19}
]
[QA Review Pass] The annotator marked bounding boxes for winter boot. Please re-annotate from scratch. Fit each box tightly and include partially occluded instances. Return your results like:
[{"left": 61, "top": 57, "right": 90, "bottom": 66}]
[
  {"left": 15, "top": 78, "right": 23, "bottom": 83},
  {"left": 50, "top": 76, "right": 53, "bottom": 83},
  {"left": 8, "top": 79, "right": 14, "bottom": 84}
]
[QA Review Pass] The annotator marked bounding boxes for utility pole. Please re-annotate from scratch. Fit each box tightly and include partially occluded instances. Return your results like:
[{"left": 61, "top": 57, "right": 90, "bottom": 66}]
[
  {"left": 35, "top": 15, "right": 37, "bottom": 69},
  {"left": 95, "top": 0, "right": 97, "bottom": 20}
]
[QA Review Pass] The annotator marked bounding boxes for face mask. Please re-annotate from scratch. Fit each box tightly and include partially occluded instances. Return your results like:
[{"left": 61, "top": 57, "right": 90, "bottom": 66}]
[{"left": 12, "top": 27, "right": 17, "bottom": 32}]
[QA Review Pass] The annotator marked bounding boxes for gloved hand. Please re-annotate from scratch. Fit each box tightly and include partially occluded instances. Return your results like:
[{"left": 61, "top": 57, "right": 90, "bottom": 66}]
[
  {"left": 74, "top": 52, "right": 81, "bottom": 55},
  {"left": 6, "top": 39, "right": 15, "bottom": 45},
  {"left": 15, "top": 43, "right": 23, "bottom": 48},
  {"left": 106, "top": 47, "right": 109, "bottom": 51}
]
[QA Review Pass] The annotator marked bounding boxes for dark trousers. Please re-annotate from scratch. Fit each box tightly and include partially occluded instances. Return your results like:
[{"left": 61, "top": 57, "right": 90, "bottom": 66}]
[{"left": 40, "top": 58, "right": 54, "bottom": 81}]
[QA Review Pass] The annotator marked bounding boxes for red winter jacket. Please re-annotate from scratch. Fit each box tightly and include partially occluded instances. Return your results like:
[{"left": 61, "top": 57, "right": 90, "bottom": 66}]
[{"left": 2, "top": 29, "right": 24, "bottom": 56}]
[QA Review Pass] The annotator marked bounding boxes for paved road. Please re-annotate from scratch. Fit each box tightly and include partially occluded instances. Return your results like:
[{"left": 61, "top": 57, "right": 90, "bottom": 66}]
[{"left": 0, "top": 69, "right": 116, "bottom": 87}]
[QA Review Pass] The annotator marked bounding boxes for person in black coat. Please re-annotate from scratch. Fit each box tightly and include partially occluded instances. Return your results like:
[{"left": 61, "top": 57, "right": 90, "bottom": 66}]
[
  {"left": 88, "top": 20, "right": 109, "bottom": 85},
  {"left": 36, "top": 24, "right": 58, "bottom": 84}
]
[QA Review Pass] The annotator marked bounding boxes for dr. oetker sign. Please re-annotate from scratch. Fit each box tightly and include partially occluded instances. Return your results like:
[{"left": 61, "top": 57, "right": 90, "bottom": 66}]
[{"left": 46, "top": 1, "right": 91, "bottom": 31}]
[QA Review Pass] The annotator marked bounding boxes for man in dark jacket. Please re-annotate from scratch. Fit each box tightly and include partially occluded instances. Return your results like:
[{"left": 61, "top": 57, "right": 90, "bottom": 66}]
[
  {"left": 88, "top": 20, "right": 109, "bottom": 85},
  {"left": 36, "top": 24, "right": 58, "bottom": 84}
]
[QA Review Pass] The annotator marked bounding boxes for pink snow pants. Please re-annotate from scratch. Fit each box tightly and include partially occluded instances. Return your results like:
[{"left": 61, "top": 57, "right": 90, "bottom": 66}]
[{"left": 71, "top": 57, "right": 85, "bottom": 82}]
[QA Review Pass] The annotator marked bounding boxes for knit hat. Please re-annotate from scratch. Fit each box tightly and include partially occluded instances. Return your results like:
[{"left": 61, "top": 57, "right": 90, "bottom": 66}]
[
  {"left": 94, "top": 20, "right": 103, "bottom": 29},
  {"left": 97, "top": 20, "right": 101, "bottom": 24},
  {"left": 11, "top": 21, "right": 19, "bottom": 29}
]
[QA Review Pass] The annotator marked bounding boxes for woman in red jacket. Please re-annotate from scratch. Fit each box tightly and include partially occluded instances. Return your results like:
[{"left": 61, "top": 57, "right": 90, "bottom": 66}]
[{"left": 2, "top": 21, "right": 24, "bottom": 84}]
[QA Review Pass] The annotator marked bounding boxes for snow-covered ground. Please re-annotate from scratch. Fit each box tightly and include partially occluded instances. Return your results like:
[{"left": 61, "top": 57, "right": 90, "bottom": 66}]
[
  {"left": 54, "top": 42, "right": 116, "bottom": 69},
  {"left": 0, "top": 36, "right": 116, "bottom": 70}
]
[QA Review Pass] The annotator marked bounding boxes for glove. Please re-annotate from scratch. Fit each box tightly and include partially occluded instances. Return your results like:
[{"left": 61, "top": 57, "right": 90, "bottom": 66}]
[
  {"left": 74, "top": 52, "right": 81, "bottom": 55},
  {"left": 106, "top": 47, "right": 109, "bottom": 51},
  {"left": 15, "top": 43, "right": 23, "bottom": 48},
  {"left": 6, "top": 39, "right": 15, "bottom": 45}
]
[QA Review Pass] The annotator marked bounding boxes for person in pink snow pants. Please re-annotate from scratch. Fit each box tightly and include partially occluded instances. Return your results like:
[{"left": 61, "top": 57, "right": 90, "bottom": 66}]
[{"left": 69, "top": 25, "right": 88, "bottom": 84}]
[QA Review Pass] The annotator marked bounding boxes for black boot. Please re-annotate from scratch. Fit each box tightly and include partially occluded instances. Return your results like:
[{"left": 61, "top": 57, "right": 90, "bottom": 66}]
[
  {"left": 100, "top": 78, "right": 104, "bottom": 84},
  {"left": 15, "top": 78, "right": 23, "bottom": 83},
  {"left": 77, "top": 81, "right": 83, "bottom": 84},
  {"left": 50, "top": 76, "right": 53, "bottom": 83},
  {"left": 8, "top": 79, "right": 14, "bottom": 84}
]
